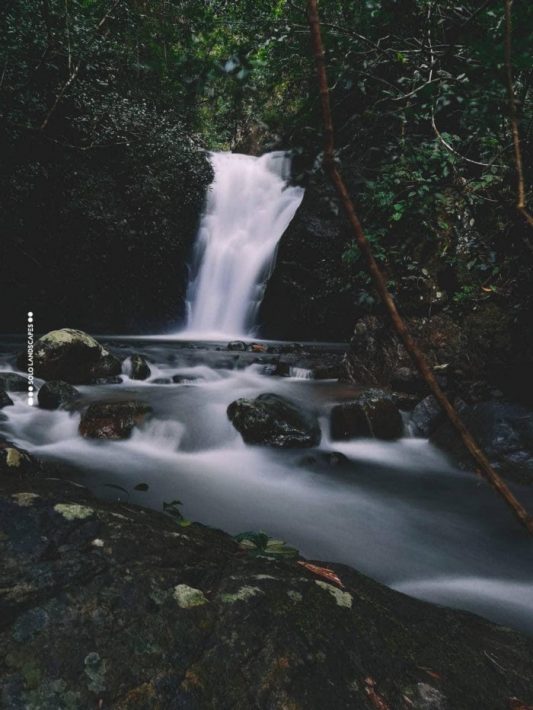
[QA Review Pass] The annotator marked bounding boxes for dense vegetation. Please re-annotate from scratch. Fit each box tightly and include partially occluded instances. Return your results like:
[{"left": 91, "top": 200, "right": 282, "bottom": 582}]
[{"left": 1, "top": 0, "right": 532, "bottom": 337}]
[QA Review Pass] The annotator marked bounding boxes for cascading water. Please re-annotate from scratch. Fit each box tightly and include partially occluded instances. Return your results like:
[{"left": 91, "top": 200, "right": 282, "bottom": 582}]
[{"left": 184, "top": 151, "right": 304, "bottom": 337}]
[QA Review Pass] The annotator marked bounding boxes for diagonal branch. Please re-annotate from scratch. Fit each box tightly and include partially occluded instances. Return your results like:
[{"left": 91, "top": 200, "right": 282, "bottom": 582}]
[
  {"left": 306, "top": 0, "right": 533, "bottom": 534},
  {"left": 503, "top": 0, "right": 533, "bottom": 230}
]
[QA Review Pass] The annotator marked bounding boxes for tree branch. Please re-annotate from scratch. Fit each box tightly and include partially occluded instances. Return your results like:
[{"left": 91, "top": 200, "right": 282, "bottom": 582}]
[
  {"left": 503, "top": 0, "right": 533, "bottom": 230},
  {"left": 306, "top": 0, "right": 533, "bottom": 534}
]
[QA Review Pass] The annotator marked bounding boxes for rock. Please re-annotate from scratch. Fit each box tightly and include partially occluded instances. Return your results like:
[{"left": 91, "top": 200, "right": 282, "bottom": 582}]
[
  {"left": 0, "top": 372, "right": 28, "bottom": 392},
  {"left": 172, "top": 374, "right": 200, "bottom": 383},
  {"left": 37, "top": 380, "right": 80, "bottom": 410},
  {"left": 228, "top": 341, "right": 247, "bottom": 351},
  {"left": 248, "top": 342, "right": 267, "bottom": 353},
  {"left": 0, "top": 390, "right": 14, "bottom": 408},
  {"left": 391, "top": 367, "right": 427, "bottom": 396},
  {"left": 298, "top": 451, "right": 350, "bottom": 469},
  {"left": 79, "top": 400, "right": 152, "bottom": 440},
  {"left": 431, "top": 401, "right": 533, "bottom": 484},
  {"left": 152, "top": 377, "right": 172, "bottom": 385},
  {"left": 0, "top": 440, "right": 42, "bottom": 478},
  {"left": 129, "top": 354, "right": 151, "bottom": 380},
  {"left": 18, "top": 329, "right": 122, "bottom": 384},
  {"left": 1, "top": 472, "right": 533, "bottom": 708},
  {"left": 88, "top": 376, "right": 123, "bottom": 385},
  {"left": 410, "top": 395, "right": 444, "bottom": 437},
  {"left": 330, "top": 388, "right": 403, "bottom": 441},
  {"left": 227, "top": 393, "right": 321, "bottom": 448}
]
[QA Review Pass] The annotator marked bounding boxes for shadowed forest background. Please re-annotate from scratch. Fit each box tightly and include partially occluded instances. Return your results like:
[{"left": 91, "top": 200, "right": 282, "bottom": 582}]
[{"left": 1, "top": 0, "right": 532, "bottom": 341}]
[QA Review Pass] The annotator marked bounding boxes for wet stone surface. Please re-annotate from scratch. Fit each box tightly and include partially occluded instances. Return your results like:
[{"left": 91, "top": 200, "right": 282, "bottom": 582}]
[{"left": 1, "top": 450, "right": 533, "bottom": 709}]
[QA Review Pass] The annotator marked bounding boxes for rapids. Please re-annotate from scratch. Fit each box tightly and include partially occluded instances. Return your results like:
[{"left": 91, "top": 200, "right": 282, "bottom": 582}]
[{"left": 1, "top": 337, "right": 532, "bottom": 635}]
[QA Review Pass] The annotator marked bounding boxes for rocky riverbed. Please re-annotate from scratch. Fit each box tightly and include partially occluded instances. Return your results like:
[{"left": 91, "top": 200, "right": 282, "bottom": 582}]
[
  {"left": 1, "top": 328, "right": 533, "bottom": 707},
  {"left": 2, "top": 443, "right": 533, "bottom": 709}
]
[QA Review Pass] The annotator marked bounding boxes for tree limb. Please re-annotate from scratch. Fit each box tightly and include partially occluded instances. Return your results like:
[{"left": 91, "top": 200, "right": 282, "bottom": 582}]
[
  {"left": 306, "top": 0, "right": 533, "bottom": 534},
  {"left": 503, "top": 0, "right": 533, "bottom": 230}
]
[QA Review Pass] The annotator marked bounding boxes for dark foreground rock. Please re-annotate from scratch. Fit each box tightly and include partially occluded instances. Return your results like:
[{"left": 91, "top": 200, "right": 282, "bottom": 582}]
[
  {"left": 431, "top": 401, "right": 533, "bottom": 485},
  {"left": 37, "top": 380, "right": 80, "bottom": 410},
  {"left": 79, "top": 400, "right": 152, "bottom": 440},
  {"left": 228, "top": 393, "right": 321, "bottom": 448},
  {"left": 17, "top": 329, "right": 122, "bottom": 385},
  {"left": 1, "top": 453, "right": 533, "bottom": 709},
  {"left": 331, "top": 388, "right": 403, "bottom": 441}
]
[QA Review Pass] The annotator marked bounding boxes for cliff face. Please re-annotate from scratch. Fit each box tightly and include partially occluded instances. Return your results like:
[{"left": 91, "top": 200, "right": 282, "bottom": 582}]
[
  {"left": 259, "top": 180, "right": 357, "bottom": 341},
  {"left": 2, "top": 444, "right": 533, "bottom": 709}
]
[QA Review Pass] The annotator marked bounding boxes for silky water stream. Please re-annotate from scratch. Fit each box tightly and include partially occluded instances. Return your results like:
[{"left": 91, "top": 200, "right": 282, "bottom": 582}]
[{"left": 1, "top": 337, "right": 532, "bottom": 634}]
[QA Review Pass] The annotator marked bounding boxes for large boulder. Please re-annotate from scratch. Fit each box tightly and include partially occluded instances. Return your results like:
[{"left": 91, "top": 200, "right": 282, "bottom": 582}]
[
  {"left": 330, "top": 388, "right": 403, "bottom": 441},
  {"left": 1, "top": 471, "right": 533, "bottom": 708},
  {"left": 17, "top": 329, "right": 121, "bottom": 385},
  {"left": 227, "top": 393, "right": 321, "bottom": 448},
  {"left": 37, "top": 380, "right": 80, "bottom": 410},
  {"left": 431, "top": 401, "right": 533, "bottom": 484},
  {"left": 0, "top": 372, "right": 28, "bottom": 392},
  {"left": 79, "top": 400, "right": 152, "bottom": 440}
]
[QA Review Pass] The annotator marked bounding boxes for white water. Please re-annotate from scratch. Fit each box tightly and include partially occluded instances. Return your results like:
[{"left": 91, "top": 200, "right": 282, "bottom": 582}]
[
  {"left": 184, "top": 152, "right": 304, "bottom": 338},
  {"left": 2, "top": 339, "right": 533, "bottom": 634}
]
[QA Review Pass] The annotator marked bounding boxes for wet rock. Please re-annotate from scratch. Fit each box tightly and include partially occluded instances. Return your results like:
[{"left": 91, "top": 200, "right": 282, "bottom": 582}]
[
  {"left": 172, "top": 374, "right": 200, "bottom": 383},
  {"left": 130, "top": 354, "right": 151, "bottom": 380},
  {"left": 248, "top": 342, "right": 267, "bottom": 353},
  {"left": 18, "top": 329, "right": 122, "bottom": 384},
  {"left": 228, "top": 341, "right": 246, "bottom": 351},
  {"left": 410, "top": 396, "right": 444, "bottom": 438},
  {"left": 227, "top": 393, "right": 321, "bottom": 448},
  {"left": 391, "top": 367, "right": 428, "bottom": 396},
  {"left": 1, "top": 467, "right": 533, "bottom": 708},
  {"left": 0, "top": 372, "right": 28, "bottom": 392},
  {"left": 79, "top": 400, "right": 152, "bottom": 440},
  {"left": 431, "top": 401, "right": 533, "bottom": 484},
  {"left": 298, "top": 451, "right": 350, "bottom": 469},
  {"left": 0, "top": 390, "right": 14, "bottom": 408},
  {"left": 0, "top": 440, "right": 42, "bottom": 478},
  {"left": 330, "top": 388, "right": 403, "bottom": 441},
  {"left": 37, "top": 380, "right": 80, "bottom": 410},
  {"left": 152, "top": 377, "right": 173, "bottom": 385},
  {"left": 88, "top": 376, "right": 123, "bottom": 385}
]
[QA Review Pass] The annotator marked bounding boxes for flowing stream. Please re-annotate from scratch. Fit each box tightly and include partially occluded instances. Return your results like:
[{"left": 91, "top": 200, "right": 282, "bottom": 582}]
[
  {"left": 183, "top": 152, "right": 304, "bottom": 338},
  {"left": 1, "top": 338, "right": 533, "bottom": 635},
  {"left": 1, "top": 151, "right": 532, "bottom": 637}
]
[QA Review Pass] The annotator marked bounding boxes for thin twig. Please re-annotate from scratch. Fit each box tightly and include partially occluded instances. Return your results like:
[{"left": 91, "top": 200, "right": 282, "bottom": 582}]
[
  {"left": 306, "top": 0, "right": 533, "bottom": 534},
  {"left": 40, "top": 0, "right": 121, "bottom": 131}
]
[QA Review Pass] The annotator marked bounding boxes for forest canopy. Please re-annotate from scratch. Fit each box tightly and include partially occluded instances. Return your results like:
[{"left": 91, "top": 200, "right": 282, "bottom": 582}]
[{"left": 0, "top": 0, "right": 532, "bottom": 332}]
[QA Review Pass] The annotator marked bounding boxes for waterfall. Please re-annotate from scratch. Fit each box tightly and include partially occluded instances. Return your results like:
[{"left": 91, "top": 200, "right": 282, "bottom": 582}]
[{"left": 183, "top": 151, "right": 304, "bottom": 337}]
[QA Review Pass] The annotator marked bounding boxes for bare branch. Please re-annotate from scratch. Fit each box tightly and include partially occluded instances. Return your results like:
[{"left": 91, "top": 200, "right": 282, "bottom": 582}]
[
  {"left": 503, "top": 0, "right": 533, "bottom": 230},
  {"left": 306, "top": 0, "right": 533, "bottom": 534}
]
